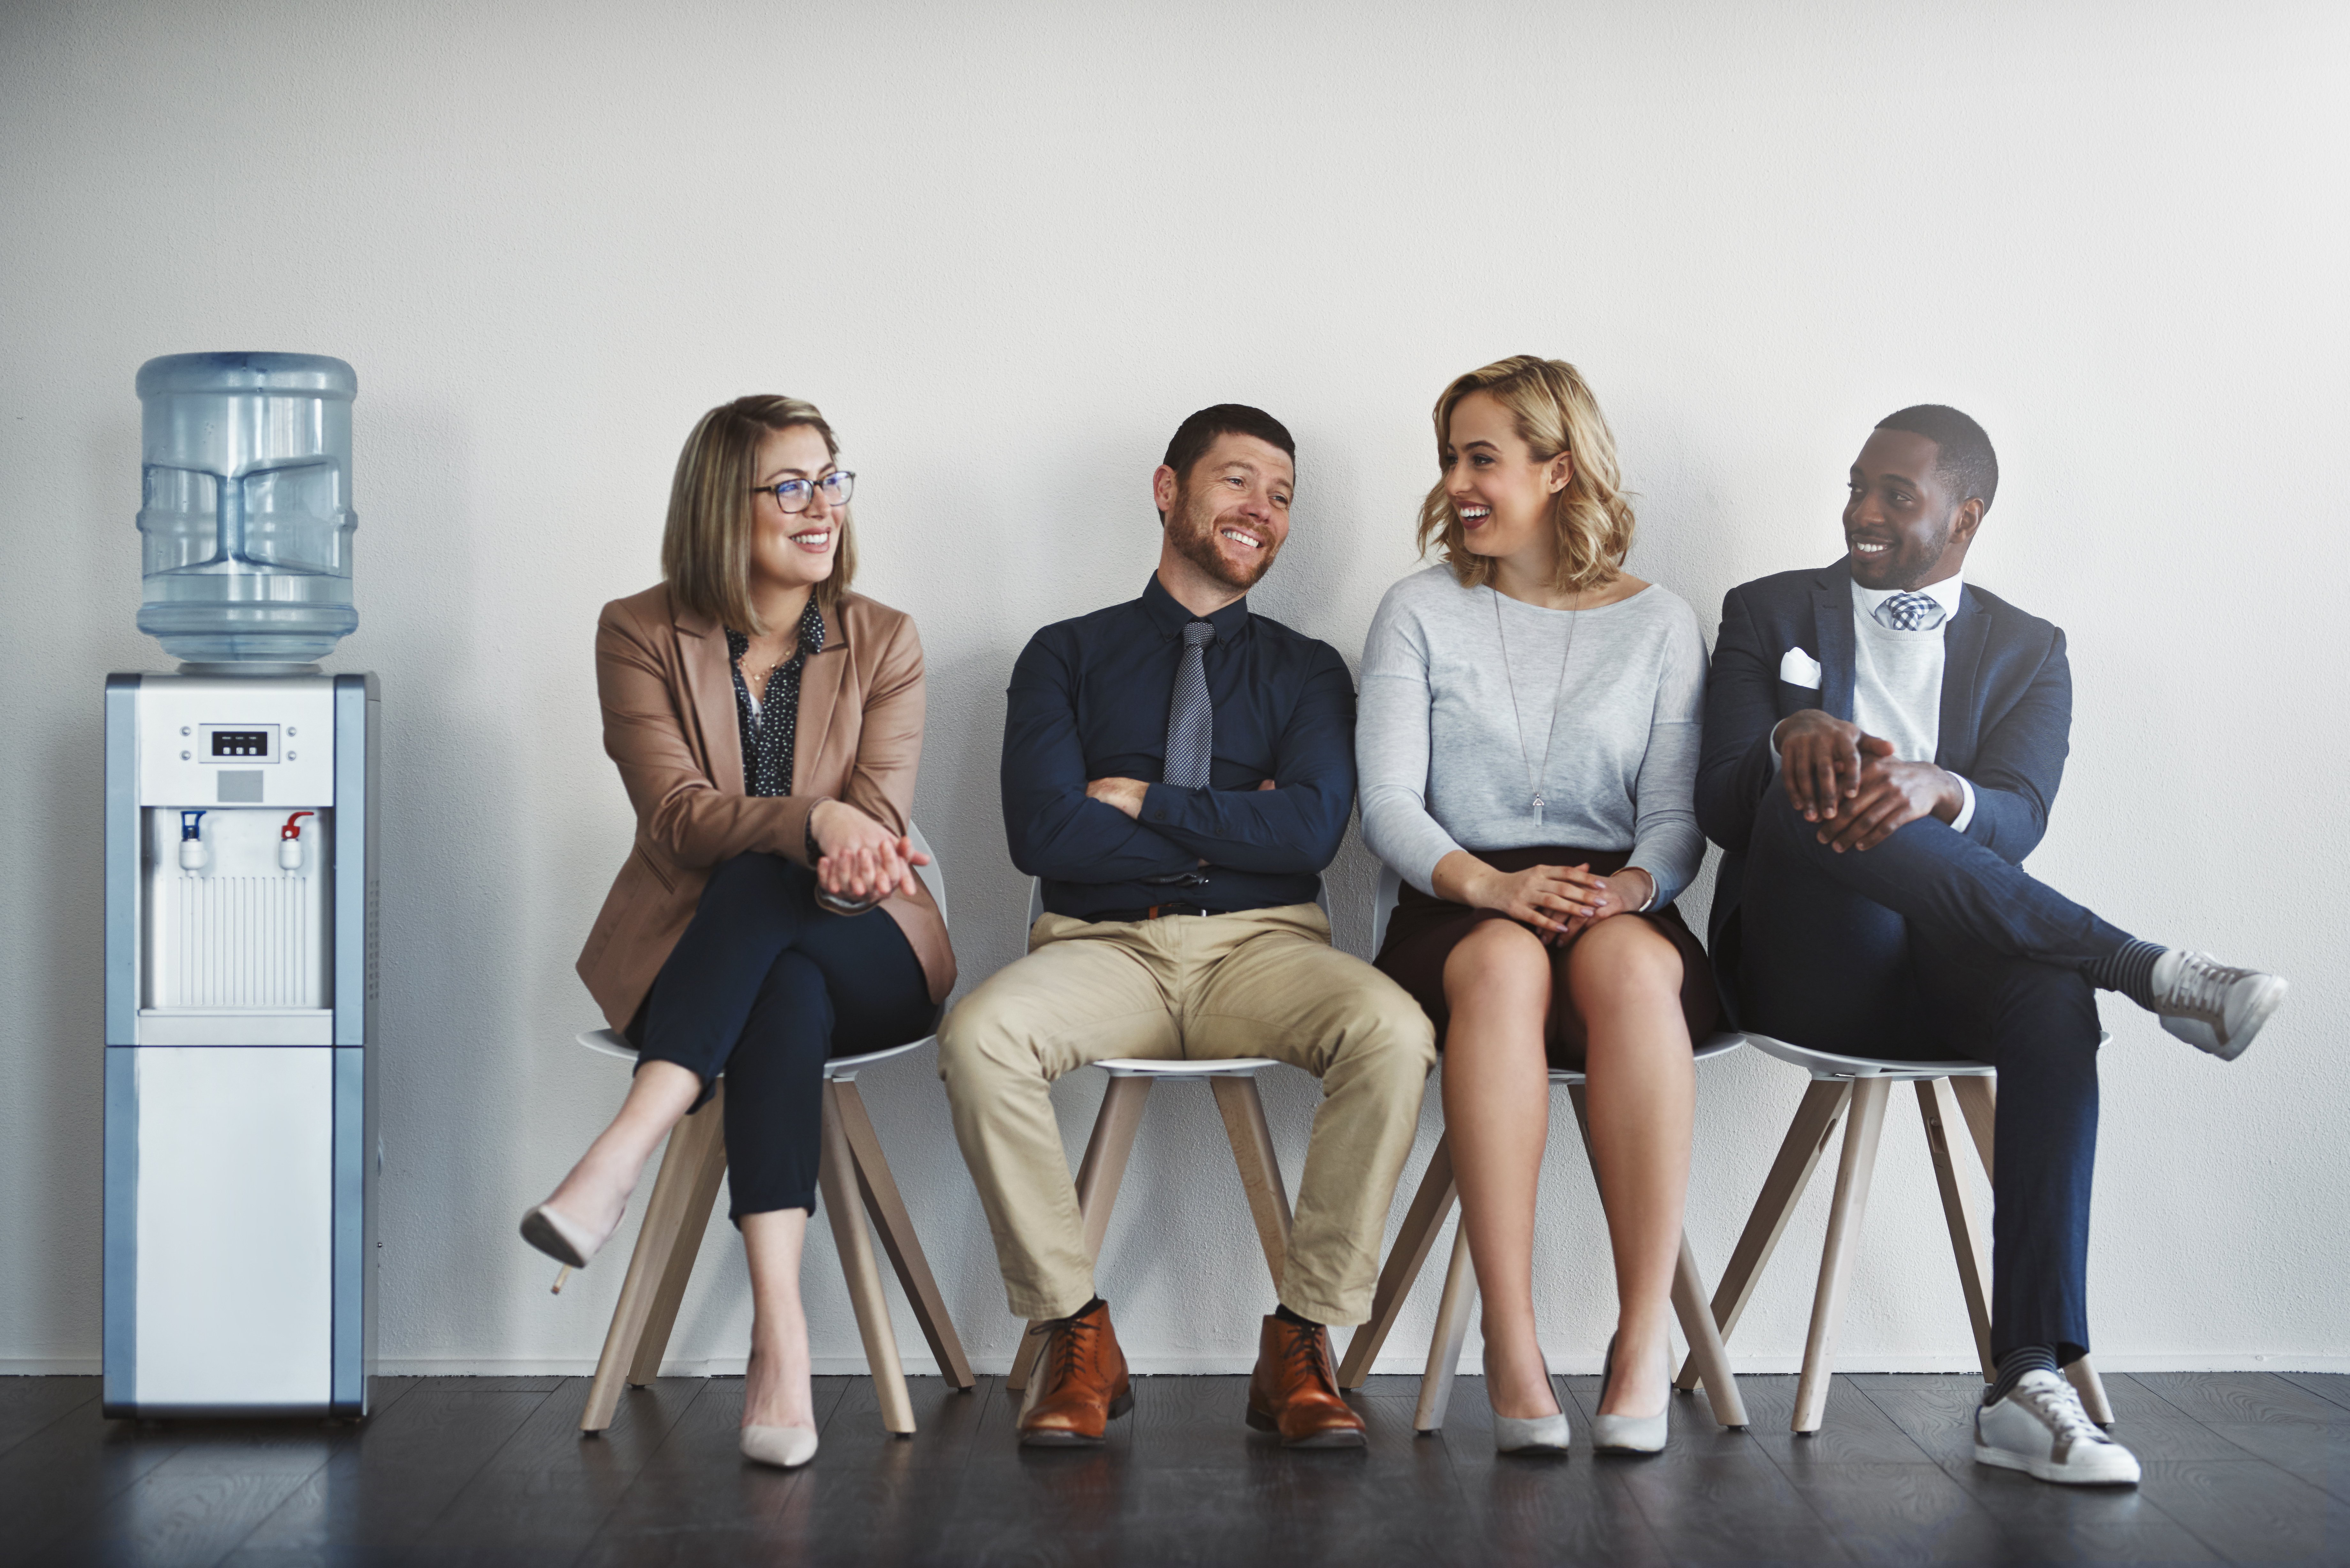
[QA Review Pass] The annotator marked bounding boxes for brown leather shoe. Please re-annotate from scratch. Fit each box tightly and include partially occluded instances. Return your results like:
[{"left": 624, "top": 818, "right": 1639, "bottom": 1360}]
[
  {"left": 1017, "top": 1299, "right": 1133, "bottom": 1447},
  {"left": 1246, "top": 1314, "right": 1367, "bottom": 1448}
]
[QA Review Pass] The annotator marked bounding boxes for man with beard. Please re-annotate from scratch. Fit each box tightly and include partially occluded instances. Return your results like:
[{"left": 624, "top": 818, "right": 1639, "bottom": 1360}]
[
  {"left": 1699, "top": 405, "right": 2286, "bottom": 1488},
  {"left": 938, "top": 404, "right": 1435, "bottom": 1448}
]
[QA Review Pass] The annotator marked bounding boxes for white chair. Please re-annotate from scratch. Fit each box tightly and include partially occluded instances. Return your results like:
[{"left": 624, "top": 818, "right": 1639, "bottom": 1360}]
[
  {"left": 1003, "top": 877, "right": 1330, "bottom": 1396},
  {"left": 573, "top": 824, "right": 973, "bottom": 1437},
  {"left": 1333, "top": 865, "right": 1752, "bottom": 1433},
  {"left": 1679, "top": 1028, "right": 2116, "bottom": 1433}
]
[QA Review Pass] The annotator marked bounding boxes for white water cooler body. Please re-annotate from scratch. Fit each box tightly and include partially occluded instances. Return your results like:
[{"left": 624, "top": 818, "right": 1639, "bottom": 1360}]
[{"left": 104, "top": 672, "right": 378, "bottom": 1417}]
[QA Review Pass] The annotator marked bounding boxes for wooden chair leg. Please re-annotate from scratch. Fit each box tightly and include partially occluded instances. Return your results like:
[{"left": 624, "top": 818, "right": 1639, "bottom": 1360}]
[
  {"left": 1675, "top": 1079, "right": 1851, "bottom": 1391},
  {"left": 1917, "top": 1078, "right": 1996, "bottom": 1380},
  {"left": 1671, "top": 1231, "right": 1749, "bottom": 1429},
  {"left": 1949, "top": 1074, "right": 1998, "bottom": 1180},
  {"left": 2068, "top": 1354, "right": 2117, "bottom": 1426},
  {"left": 626, "top": 1091, "right": 731, "bottom": 1388},
  {"left": 1339, "top": 1136, "right": 1456, "bottom": 1388},
  {"left": 819, "top": 1082, "right": 914, "bottom": 1435},
  {"left": 1413, "top": 1224, "right": 1478, "bottom": 1434},
  {"left": 830, "top": 1078, "right": 975, "bottom": 1391},
  {"left": 1007, "top": 1074, "right": 1152, "bottom": 1394},
  {"left": 581, "top": 1086, "right": 729, "bottom": 1434},
  {"left": 1209, "top": 1074, "right": 1294, "bottom": 1290},
  {"left": 1793, "top": 1075, "right": 1891, "bottom": 1433}
]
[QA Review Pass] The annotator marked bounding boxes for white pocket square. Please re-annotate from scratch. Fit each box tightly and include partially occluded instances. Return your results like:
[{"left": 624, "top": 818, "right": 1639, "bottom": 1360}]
[{"left": 1778, "top": 647, "right": 1823, "bottom": 689}]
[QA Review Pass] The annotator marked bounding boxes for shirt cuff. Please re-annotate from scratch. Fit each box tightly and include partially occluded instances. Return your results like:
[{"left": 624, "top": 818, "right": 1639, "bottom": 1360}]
[{"left": 1949, "top": 773, "right": 1977, "bottom": 835}]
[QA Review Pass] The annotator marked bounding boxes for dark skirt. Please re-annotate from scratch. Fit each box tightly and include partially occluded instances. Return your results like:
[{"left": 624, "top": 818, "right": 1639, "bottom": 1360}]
[{"left": 1373, "top": 845, "right": 1720, "bottom": 1071}]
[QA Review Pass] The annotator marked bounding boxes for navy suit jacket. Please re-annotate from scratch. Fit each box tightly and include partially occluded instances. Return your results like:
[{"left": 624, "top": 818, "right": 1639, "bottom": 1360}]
[{"left": 1695, "top": 559, "right": 2073, "bottom": 1008}]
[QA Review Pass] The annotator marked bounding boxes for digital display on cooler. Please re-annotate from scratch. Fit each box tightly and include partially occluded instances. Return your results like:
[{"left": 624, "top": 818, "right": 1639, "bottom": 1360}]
[{"left": 210, "top": 730, "right": 273, "bottom": 759}]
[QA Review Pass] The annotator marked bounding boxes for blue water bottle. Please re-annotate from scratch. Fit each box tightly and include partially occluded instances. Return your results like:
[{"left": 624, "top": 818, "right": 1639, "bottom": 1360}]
[{"left": 135, "top": 352, "right": 359, "bottom": 664}]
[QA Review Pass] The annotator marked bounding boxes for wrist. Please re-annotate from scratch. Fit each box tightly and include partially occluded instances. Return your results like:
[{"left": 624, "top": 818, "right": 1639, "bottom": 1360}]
[
  {"left": 1933, "top": 769, "right": 1965, "bottom": 823},
  {"left": 805, "top": 798, "right": 837, "bottom": 861},
  {"left": 1621, "top": 867, "right": 1657, "bottom": 912}
]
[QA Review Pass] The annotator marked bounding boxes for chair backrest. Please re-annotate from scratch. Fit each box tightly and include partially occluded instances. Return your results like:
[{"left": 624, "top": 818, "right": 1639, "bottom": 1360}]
[
  {"left": 1370, "top": 864, "right": 1403, "bottom": 955},
  {"left": 906, "top": 820, "right": 946, "bottom": 928},
  {"left": 1028, "top": 875, "right": 1331, "bottom": 926}
]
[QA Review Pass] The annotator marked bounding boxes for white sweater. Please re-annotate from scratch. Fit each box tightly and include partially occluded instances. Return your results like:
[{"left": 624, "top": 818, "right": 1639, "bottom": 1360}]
[{"left": 1356, "top": 565, "right": 1709, "bottom": 907}]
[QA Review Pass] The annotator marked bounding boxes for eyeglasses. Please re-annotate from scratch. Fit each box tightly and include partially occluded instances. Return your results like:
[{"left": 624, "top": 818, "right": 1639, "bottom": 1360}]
[{"left": 750, "top": 471, "right": 856, "bottom": 513}]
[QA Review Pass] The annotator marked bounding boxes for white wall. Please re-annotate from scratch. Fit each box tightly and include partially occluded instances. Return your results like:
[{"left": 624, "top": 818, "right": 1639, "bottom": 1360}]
[{"left": 4, "top": 0, "right": 2344, "bottom": 1378}]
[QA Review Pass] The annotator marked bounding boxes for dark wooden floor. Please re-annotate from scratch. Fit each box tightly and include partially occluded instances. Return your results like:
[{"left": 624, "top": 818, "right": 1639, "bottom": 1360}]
[{"left": 2, "top": 1370, "right": 2344, "bottom": 1566}]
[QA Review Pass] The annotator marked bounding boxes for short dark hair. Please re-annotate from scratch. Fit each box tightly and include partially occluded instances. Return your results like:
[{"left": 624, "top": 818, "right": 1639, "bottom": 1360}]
[
  {"left": 1876, "top": 404, "right": 1999, "bottom": 515},
  {"left": 1162, "top": 404, "right": 1296, "bottom": 486}
]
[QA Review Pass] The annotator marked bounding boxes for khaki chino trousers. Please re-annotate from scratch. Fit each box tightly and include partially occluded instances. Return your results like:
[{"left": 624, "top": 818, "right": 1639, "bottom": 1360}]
[{"left": 937, "top": 903, "right": 1437, "bottom": 1326}]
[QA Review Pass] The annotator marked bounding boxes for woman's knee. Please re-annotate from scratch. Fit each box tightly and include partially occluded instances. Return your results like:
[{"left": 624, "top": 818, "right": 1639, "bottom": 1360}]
[
  {"left": 1444, "top": 921, "right": 1552, "bottom": 1006},
  {"left": 1567, "top": 918, "right": 1685, "bottom": 1006}
]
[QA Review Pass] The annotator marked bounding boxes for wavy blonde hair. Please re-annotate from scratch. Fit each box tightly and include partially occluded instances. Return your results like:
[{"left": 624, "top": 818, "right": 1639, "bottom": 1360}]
[
  {"left": 1416, "top": 356, "right": 1634, "bottom": 595},
  {"left": 661, "top": 394, "right": 856, "bottom": 636}
]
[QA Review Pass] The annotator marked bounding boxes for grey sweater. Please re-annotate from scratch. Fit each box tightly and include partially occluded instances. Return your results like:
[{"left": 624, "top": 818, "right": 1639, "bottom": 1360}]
[{"left": 1356, "top": 565, "right": 1709, "bottom": 907}]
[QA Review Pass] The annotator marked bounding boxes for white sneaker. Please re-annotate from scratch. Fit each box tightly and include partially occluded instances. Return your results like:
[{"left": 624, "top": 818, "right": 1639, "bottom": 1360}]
[
  {"left": 1975, "top": 1369, "right": 2141, "bottom": 1486},
  {"left": 2149, "top": 950, "right": 2287, "bottom": 1061}
]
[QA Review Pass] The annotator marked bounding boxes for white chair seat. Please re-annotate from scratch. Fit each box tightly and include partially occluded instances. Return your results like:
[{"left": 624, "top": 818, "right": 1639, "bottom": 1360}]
[
  {"left": 1741, "top": 1031, "right": 1991, "bottom": 1081},
  {"left": 1094, "top": 1057, "right": 1280, "bottom": 1077},
  {"left": 1549, "top": 1030, "right": 1746, "bottom": 1085},
  {"left": 575, "top": 1026, "right": 936, "bottom": 1081}
]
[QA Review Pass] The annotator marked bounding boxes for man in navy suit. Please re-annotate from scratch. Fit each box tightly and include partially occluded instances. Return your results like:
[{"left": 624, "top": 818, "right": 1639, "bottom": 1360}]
[{"left": 1698, "top": 406, "right": 2286, "bottom": 1488}]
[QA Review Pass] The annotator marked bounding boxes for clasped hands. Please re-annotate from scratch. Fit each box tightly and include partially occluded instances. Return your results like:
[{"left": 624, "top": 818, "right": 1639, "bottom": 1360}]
[
  {"left": 808, "top": 798, "right": 930, "bottom": 907},
  {"left": 1436, "top": 852, "right": 1654, "bottom": 947},
  {"left": 1773, "top": 709, "right": 1965, "bottom": 852}
]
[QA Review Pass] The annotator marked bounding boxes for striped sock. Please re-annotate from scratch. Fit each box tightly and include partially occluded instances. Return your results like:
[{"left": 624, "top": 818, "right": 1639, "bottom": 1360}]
[
  {"left": 2086, "top": 939, "right": 2166, "bottom": 1009},
  {"left": 1985, "top": 1344, "right": 2061, "bottom": 1406}
]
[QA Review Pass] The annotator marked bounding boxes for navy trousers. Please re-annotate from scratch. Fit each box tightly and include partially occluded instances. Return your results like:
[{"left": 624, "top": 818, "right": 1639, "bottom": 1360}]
[
  {"left": 1735, "top": 790, "right": 2142, "bottom": 1361},
  {"left": 629, "top": 853, "right": 936, "bottom": 1220}
]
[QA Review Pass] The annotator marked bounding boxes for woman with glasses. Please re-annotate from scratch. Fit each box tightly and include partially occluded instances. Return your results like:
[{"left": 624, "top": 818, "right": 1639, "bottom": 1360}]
[
  {"left": 521, "top": 395, "right": 954, "bottom": 1471},
  {"left": 1357, "top": 357, "right": 1716, "bottom": 1456}
]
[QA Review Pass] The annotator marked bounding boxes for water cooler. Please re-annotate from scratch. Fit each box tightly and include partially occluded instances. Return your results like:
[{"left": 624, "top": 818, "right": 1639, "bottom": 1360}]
[{"left": 103, "top": 354, "right": 379, "bottom": 1418}]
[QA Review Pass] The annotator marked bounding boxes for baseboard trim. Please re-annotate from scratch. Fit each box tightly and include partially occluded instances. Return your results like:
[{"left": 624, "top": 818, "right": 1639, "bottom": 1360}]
[{"left": 17, "top": 1352, "right": 2349, "bottom": 1379}]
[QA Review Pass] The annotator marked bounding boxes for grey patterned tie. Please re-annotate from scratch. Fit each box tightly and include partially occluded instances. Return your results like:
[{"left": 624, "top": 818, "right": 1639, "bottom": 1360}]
[
  {"left": 1874, "top": 591, "right": 1946, "bottom": 631},
  {"left": 1162, "top": 621, "right": 1215, "bottom": 789}
]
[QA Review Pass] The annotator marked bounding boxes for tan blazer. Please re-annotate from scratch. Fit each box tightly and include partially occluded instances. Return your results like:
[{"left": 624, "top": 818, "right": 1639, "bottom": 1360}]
[{"left": 575, "top": 583, "right": 956, "bottom": 1031}]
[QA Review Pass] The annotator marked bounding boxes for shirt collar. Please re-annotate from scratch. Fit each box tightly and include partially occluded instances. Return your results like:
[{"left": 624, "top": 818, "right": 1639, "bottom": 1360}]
[
  {"left": 1852, "top": 569, "right": 1964, "bottom": 623},
  {"left": 1139, "top": 573, "right": 1251, "bottom": 645}
]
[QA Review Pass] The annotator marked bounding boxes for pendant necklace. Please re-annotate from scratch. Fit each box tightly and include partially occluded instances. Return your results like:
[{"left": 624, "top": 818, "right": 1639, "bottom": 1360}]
[{"left": 1491, "top": 584, "right": 1582, "bottom": 826}]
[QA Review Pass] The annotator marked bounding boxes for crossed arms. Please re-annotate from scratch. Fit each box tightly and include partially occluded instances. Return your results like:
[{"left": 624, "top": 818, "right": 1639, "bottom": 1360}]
[{"left": 1000, "top": 630, "right": 1357, "bottom": 884}]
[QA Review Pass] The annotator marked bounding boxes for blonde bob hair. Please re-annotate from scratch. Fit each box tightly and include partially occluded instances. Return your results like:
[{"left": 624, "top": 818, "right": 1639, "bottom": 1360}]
[
  {"left": 1416, "top": 356, "right": 1635, "bottom": 596},
  {"left": 661, "top": 395, "right": 856, "bottom": 635}
]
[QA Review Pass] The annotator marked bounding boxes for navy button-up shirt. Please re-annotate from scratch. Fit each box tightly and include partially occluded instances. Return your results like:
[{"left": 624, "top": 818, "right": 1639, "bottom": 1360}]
[{"left": 1002, "top": 575, "right": 1358, "bottom": 920}]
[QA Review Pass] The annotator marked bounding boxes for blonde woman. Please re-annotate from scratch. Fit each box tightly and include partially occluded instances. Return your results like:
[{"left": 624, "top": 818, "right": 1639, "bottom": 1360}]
[
  {"left": 1357, "top": 357, "right": 1716, "bottom": 1456},
  {"left": 521, "top": 396, "right": 954, "bottom": 1470}
]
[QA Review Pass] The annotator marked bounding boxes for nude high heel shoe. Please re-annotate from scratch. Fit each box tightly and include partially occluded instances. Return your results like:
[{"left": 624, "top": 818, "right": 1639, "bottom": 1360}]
[
  {"left": 740, "top": 1424, "right": 820, "bottom": 1469},
  {"left": 1490, "top": 1351, "right": 1572, "bottom": 1457},
  {"left": 1590, "top": 1333, "right": 1670, "bottom": 1455}
]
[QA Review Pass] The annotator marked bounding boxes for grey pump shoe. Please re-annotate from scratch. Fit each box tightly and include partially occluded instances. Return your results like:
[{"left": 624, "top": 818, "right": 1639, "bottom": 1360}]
[
  {"left": 1491, "top": 1352, "right": 1571, "bottom": 1456},
  {"left": 1590, "top": 1334, "right": 1669, "bottom": 1455}
]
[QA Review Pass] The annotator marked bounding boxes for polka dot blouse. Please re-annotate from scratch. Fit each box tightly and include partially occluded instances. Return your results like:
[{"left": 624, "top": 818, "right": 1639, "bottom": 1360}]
[{"left": 724, "top": 598, "right": 827, "bottom": 796}]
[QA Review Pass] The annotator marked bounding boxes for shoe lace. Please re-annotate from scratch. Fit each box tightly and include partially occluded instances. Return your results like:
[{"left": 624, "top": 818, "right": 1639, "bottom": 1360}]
[
  {"left": 1281, "top": 1323, "right": 1334, "bottom": 1391},
  {"left": 2017, "top": 1376, "right": 2106, "bottom": 1447},
  {"left": 2165, "top": 952, "right": 2247, "bottom": 1016},
  {"left": 1033, "top": 1311, "right": 1098, "bottom": 1389}
]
